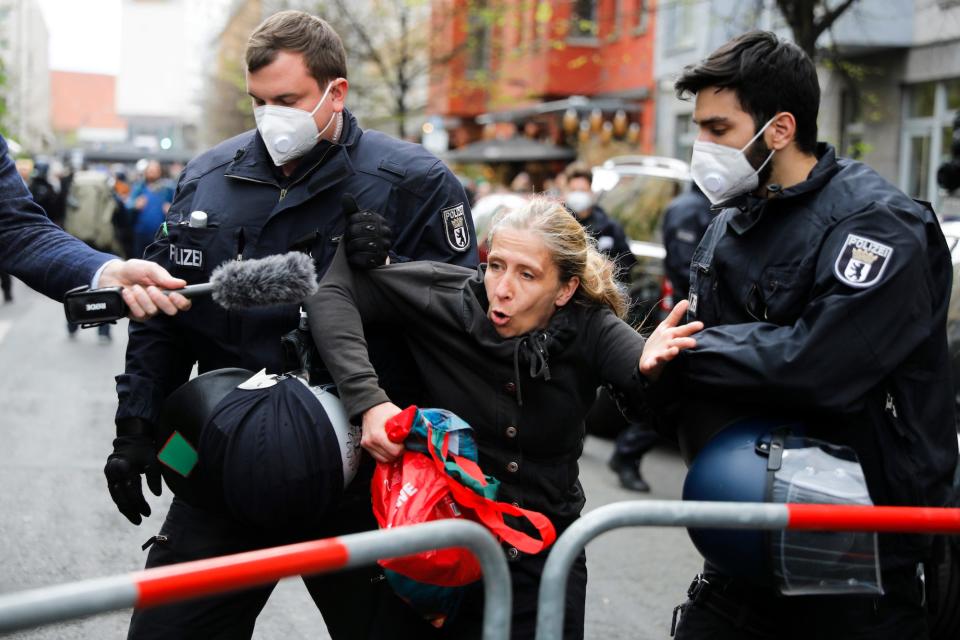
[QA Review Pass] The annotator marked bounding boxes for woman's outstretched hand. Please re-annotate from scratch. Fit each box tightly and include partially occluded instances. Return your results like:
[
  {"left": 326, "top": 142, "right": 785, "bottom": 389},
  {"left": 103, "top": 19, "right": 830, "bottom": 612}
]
[
  {"left": 639, "top": 299, "right": 703, "bottom": 381},
  {"left": 361, "top": 401, "right": 406, "bottom": 463}
]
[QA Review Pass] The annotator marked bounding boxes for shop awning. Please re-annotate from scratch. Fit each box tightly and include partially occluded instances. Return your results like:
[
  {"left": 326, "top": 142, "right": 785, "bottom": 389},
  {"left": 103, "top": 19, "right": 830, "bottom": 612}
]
[{"left": 442, "top": 137, "right": 576, "bottom": 164}]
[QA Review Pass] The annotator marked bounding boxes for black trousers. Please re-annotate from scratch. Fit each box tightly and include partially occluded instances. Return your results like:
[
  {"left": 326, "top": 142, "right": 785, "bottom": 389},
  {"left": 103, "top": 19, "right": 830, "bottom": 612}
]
[
  {"left": 369, "top": 549, "right": 588, "bottom": 640},
  {"left": 614, "top": 422, "right": 659, "bottom": 461},
  {"left": 672, "top": 564, "right": 929, "bottom": 640},
  {"left": 128, "top": 490, "right": 389, "bottom": 640}
]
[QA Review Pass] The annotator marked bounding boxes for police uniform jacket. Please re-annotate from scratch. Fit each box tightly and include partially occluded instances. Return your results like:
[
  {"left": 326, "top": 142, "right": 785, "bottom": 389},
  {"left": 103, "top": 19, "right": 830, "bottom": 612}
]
[
  {"left": 578, "top": 205, "right": 637, "bottom": 278},
  {"left": 308, "top": 244, "right": 649, "bottom": 528},
  {"left": 666, "top": 143, "right": 957, "bottom": 569},
  {"left": 117, "top": 111, "right": 476, "bottom": 424},
  {"left": 661, "top": 187, "right": 712, "bottom": 301}
]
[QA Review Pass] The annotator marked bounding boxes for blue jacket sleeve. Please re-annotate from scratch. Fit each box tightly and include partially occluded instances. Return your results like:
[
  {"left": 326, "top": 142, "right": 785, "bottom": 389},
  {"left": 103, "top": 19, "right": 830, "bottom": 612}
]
[
  {"left": 389, "top": 159, "right": 478, "bottom": 266},
  {"left": 0, "top": 135, "right": 115, "bottom": 301},
  {"left": 674, "top": 204, "right": 940, "bottom": 414}
]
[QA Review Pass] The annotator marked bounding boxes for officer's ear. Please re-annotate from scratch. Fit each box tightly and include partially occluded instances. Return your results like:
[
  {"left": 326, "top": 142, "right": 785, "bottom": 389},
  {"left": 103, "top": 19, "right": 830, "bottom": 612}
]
[
  {"left": 765, "top": 112, "right": 796, "bottom": 152},
  {"left": 329, "top": 78, "right": 349, "bottom": 112}
]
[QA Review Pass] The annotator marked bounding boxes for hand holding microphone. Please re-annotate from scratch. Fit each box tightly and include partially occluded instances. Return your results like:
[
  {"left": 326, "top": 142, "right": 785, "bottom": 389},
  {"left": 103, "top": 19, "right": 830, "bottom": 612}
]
[{"left": 64, "top": 252, "right": 319, "bottom": 326}]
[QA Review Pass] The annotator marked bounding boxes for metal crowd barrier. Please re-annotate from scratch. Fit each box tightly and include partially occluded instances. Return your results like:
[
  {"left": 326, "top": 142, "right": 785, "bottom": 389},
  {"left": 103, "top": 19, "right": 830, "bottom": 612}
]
[
  {"left": 0, "top": 519, "right": 512, "bottom": 640},
  {"left": 534, "top": 500, "right": 960, "bottom": 640}
]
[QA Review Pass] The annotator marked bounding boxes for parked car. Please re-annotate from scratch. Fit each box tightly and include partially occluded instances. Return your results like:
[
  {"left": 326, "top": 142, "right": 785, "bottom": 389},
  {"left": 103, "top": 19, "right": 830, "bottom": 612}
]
[{"left": 591, "top": 155, "right": 691, "bottom": 328}]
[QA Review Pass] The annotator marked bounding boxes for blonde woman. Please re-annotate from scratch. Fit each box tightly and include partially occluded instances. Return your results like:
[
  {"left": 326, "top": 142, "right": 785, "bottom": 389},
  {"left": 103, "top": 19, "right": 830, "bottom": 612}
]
[{"left": 307, "top": 196, "right": 701, "bottom": 639}]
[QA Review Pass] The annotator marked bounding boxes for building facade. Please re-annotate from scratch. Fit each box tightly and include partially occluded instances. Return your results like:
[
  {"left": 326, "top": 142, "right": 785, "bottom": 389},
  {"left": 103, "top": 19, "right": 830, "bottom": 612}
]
[
  {"left": 429, "top": 0, "right": 658, "bottom": 159},
  {"left": 654, "top": 0, "right": 960, "bottom": 213},
  {"left": 0, "top": 0, "right": 52, "bottom": 153}
]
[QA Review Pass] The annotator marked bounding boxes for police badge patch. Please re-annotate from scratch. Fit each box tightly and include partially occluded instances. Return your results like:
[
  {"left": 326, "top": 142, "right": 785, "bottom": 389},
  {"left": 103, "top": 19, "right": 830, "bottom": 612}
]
[
  {"left": 442, "top": 203, "right": 470, "bottom": 252},
  {"left": 833, "top": 233, "right": 893, "bottom": 288}
]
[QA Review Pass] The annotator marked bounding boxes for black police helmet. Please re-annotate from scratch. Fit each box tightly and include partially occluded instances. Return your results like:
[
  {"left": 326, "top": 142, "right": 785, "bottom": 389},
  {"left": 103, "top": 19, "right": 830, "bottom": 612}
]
[
  {"left": 155, "top": 368, "right": 254, "bottom": 503},
  {"left": 157, "top": 368, "right": 360, "bottom": 532}
]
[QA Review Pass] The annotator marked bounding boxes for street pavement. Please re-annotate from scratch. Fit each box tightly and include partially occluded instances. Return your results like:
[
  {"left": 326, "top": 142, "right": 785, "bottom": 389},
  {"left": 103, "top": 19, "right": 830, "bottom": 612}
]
[{"left": 0, "top": 281, "right": 703, "bottom": 639}]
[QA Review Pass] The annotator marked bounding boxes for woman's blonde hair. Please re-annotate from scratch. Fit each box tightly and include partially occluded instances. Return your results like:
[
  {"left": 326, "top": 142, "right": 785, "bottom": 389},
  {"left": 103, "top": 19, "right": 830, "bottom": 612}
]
[{"left": 487, "top": 196, "right": 630, "bottom": 318}]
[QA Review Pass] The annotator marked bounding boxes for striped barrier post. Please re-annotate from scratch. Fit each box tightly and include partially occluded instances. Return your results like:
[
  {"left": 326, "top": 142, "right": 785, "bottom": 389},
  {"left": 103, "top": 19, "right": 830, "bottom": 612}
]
[
  {"left": 0, "top": 519, "right": 512, "bottom": 640},
  {"left": 534, "top": 500, "right": 960, "bottom": 640}
]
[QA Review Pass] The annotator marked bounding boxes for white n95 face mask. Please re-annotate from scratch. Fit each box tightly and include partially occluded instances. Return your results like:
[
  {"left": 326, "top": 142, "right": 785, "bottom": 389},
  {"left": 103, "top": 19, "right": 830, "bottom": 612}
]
[
  {"left": 690, "top": 115, "right": 777, "bottom": 205},
  {"left": 254, "top": 81, "right": 338, "bottom": 166},
  {"left": 565, "top": 190, "right": 594, "bottom": 214}
]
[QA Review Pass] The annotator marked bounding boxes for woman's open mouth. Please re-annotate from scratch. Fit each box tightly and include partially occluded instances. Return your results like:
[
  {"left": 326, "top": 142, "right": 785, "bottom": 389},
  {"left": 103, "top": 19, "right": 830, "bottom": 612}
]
[{"left": 489, "top": 309, "right": 510, "bottom": 326}]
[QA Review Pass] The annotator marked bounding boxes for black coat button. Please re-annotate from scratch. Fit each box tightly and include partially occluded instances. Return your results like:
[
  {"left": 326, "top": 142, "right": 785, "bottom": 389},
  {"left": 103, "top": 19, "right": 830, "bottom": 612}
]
[
  {"left": 504, "top": 382, "right": 516, "bottom": 395},
  {"left": 505, "top": 426, "right": 518, "bottom": 438},
  {"left": 506, "top": 461, "right": 519, "bottom": 473}
]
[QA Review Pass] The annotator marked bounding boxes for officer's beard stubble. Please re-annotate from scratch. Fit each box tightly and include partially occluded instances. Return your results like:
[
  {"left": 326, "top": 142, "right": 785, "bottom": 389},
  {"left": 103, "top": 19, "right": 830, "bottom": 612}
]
[{"left": 747, "top": 133, "right": 776, "bottom": 192}]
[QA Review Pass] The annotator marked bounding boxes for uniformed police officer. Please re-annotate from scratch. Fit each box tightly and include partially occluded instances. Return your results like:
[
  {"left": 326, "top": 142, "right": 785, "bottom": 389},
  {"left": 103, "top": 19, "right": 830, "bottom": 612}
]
[
  {"left": 662, "top": 31, "right": 956, "bottom": 638},
  {"left": 660, "top": 183, "right": 711, "bottom": 303},
  {"left": 105, "top": 11, "right": 476, "bottom": 639}
]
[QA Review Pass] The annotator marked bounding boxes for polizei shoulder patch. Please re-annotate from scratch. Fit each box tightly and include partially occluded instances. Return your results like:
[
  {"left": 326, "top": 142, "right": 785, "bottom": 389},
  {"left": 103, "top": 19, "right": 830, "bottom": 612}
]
[
  {"left": 442, "top": 202, "right": 470, "bottom": 252},
  {"left": 833, "top": 233, "right": 893, "bottom": 288}
]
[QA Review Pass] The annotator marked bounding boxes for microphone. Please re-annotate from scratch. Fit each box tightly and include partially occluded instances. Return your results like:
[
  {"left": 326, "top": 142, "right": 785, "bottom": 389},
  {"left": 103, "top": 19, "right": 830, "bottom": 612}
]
[
  {"left": 187, "top": 251, "right": 318, "bottom": 309},
  {"left": 64, "top": 252, "right": 318, "bottom": 326}
]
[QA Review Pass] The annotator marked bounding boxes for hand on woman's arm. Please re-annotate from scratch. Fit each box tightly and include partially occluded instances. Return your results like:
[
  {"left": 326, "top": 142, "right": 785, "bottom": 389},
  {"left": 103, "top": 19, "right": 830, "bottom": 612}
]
[
  {"left": 361, "top": 401, "right": 406, "bottom": 463},
  {"left": 639, "top": 299, "right": 703, "bottom": 381}
]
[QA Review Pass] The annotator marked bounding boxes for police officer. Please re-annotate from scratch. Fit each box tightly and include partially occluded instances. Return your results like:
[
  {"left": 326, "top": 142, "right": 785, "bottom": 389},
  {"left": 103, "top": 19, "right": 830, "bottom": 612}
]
[
  {"left": 660, "top": 183, "right": 711, "bottom": 302},
  {"left": 563, "top": 162, "right": 637, "bottom": 277},
  {"left": 563, "top": 162, "right": 658, "bottom": 492},
  {"left": 662, "top": 31, "right": 956, "bottom": 639},
  {"left": 106, "top": 11, "right": 476, "bottom": 639}
]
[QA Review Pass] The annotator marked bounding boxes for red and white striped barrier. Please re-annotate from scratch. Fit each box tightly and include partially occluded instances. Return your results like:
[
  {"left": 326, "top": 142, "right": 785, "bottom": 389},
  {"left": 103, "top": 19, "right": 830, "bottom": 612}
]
[
  {"left": 535, "top": 500, "right": 960, "bottom": 640},
  {"left": 0, "top": 520, "right": 512, "bottom": 639}
]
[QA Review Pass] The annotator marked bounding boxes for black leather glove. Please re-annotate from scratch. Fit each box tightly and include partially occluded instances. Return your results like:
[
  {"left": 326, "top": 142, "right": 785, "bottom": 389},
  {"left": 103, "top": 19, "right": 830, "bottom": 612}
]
[
  {"left": 342, "top": 194, "right": 393, "bottom": 269},
  {"left": 104, "top": 418, "right": 162, "bottom": 525}
]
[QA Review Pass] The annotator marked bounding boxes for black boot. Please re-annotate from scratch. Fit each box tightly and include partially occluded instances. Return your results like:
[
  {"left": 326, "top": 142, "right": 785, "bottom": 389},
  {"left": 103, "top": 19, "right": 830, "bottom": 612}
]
[{"left": 608, "top": 453, "right": 650, "bottom": 492}]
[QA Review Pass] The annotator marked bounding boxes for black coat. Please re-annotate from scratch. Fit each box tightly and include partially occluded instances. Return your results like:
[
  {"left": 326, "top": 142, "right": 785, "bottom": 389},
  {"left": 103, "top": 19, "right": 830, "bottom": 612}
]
[
  {"left": 661, "top": 187, "right": 712, "bottom": 301},
  {"left": 117, "top": 111, "right": 476, "bottom": 424},
  {"left": 663, "top": 144, "right": 957, "bottom": 569},
  {"left": 309, "top": 244, "right": 649, "bottom": 527},
  {"left": 578, "top": 205, "right": 637, "bottom": 278}
]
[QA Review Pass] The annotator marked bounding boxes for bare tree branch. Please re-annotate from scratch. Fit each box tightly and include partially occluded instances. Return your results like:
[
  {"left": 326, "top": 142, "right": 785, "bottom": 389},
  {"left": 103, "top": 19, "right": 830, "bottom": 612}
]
[{"left": 814, "top": 0, "right": 859, "bottom": 41}]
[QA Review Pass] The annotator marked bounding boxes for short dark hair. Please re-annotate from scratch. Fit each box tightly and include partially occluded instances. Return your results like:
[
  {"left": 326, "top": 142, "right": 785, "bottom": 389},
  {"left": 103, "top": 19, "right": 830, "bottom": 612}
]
[
  {"left": 564, "top": 162, "right": 592, "bottom": 183},
  {"left": 246, "top": 11, "right": 347, "bottom": 86},
  {"left": 675, "top": 31, "right": 819, "bottom": 154}
]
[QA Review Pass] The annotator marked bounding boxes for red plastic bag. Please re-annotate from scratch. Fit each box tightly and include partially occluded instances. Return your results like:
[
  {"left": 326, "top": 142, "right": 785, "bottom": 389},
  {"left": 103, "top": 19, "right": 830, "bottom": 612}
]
[
  {"left": 373, "top": 450, "right": 483, "bottom": 586},
  {"left": 371, "top": 407, "right": 556, "bottom": 585}
]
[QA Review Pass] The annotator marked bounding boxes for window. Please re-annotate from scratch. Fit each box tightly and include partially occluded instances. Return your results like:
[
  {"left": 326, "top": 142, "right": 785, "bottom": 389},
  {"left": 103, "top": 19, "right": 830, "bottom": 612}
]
[
  {"left": 907, "top": 134, "right": 931, "bottom": 201},
  {"left": 675, "top": 113, "right": 696, "bottom": 163},
  {"left": 666, "top": 0, "right": 696, "bottom": 52},
  {"left": 899, "top": 78, "right": 960, "bottom": 208},
  {"left": 632, "top": 0, "right": 648, "bottom": 35},
  {"left": 840, "top": 90, "right": 865, "bottom": 159},
  {"left": 608, "top": 0, "right": 621, "bottom": 42},
  {"left": 569, "top": 0, "right": 598, "bottom": 41},
  {"left": 908, "top": 82, "right": 936, "bottom": 118},
  {"left": 467, "top": 4, "right": 491, "bottom": 75}
]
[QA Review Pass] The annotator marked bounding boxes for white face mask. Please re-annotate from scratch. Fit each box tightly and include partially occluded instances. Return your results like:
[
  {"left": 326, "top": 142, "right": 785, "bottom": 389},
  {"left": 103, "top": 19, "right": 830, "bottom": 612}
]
[
  {"left": 565, "top": 190, "right": 594, "bottom": 214},
  {"left": 690, "top": 115, "right": 777, "bottom": 205},
  {"left": 254, "top": 81, "right": 339, "bottom": 166}
]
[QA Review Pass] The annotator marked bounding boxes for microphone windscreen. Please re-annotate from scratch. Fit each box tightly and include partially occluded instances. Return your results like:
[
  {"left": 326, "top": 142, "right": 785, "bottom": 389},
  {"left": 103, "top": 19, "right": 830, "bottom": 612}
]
[{"left": 210, "top": 252, "right": 318, "bottom": 309}]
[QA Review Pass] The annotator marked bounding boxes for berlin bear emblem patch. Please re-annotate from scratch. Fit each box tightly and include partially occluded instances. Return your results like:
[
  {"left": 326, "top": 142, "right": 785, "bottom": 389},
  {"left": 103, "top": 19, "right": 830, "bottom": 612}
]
[
  {"left": 442, "top": 203, "right": 470, "bottom": 252},
  {"left": 833, "top": 233, "right": 893, "bottom": 288}
]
